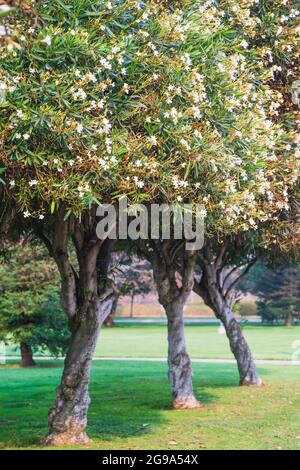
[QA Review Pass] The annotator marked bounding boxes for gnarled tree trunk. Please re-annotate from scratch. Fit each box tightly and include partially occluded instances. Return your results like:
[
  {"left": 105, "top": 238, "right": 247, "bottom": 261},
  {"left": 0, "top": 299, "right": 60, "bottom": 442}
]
[
  {"left": 20, "top": 342, "right": 36, "bottom": 368},
  {"left": 40, "top": 210, "right": 115, "bottom": 446},
  {"left": 165, "top": 301, "right": 199, "bottom": 409},
  {"left": 215, "top": 305, "right": 261, "bottom": 386},
  {"left": 194, "top": 248, "right": 262, "bottom": 387},
  {"left": 150, "top": 244, "right": 201, "bottom": 409},
  {"left": 43, "top": 295, "right": 113, "bottom": 446},
  {"left": 104, "top": 294, "right": 119, "bottom": 327}
]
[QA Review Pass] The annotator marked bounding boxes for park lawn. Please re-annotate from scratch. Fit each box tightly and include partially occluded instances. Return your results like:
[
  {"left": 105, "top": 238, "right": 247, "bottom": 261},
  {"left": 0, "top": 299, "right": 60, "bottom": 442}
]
[
  {"left": 0, "top": 361, "right": 300, "bottom": 450},
  {"left": 94, "top": 324, "right": 300, "bottom": 361},
  {"left": 3, "top": 324, "right": 300, "bottom": 361}
]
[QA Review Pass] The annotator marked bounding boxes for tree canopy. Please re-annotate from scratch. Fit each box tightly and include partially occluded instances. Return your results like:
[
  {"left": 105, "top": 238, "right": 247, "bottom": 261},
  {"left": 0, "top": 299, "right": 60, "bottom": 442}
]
[{"left": 0, "top": 0, "right": 298, "bottom": 237}]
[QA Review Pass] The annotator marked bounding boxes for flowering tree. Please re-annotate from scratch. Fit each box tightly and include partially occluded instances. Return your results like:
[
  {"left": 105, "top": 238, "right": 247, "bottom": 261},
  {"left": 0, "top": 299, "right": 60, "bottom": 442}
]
[
  {"left": 0, "top": 0, "right": 299, "bottom": 444},
  {"left": 140, "top": 0, "right": 300, "bottom": 403},
  {"left": 1, "top": 1, "right": 298, "bottom": 219},
  {"left": 193, "top": 203, "right": 300, "bottom": 384},
  {"left": 191, "top": 0, "right": 300, "bottom": 385}
]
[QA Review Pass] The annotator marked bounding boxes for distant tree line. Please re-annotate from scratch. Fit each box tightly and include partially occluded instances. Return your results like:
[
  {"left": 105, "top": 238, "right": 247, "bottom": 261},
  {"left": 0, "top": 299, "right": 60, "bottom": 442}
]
[{"left": 240, "top": 263, "right": 300, "bottom": 326}]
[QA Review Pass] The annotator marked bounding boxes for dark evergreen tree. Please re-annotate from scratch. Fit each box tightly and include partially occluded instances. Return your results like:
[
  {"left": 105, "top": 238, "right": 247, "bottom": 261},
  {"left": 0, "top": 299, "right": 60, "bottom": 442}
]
[
  {"left": 243, "top": 264, "right": 300, "bottom": 325},
  {"left": 0, "top": 241, "right": 70, "bottom": 366}
]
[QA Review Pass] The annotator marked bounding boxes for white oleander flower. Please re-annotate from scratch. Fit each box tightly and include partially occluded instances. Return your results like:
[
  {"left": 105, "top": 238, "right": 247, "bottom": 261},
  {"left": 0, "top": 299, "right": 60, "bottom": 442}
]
[
  {"left": 149, "top": 136, "right": 158, "bottom": 146},
  {"left": 43, "top": 35, "right": 52, "bottom": 46}
]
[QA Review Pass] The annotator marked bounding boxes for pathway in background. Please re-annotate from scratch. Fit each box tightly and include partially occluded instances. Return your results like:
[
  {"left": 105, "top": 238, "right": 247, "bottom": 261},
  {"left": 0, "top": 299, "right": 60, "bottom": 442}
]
[
  {"left": 1, "top": 356, "right": 300, "bottom": 366},
  {"left": 115, "top": 317, "right": 262, "bottom": 324}
]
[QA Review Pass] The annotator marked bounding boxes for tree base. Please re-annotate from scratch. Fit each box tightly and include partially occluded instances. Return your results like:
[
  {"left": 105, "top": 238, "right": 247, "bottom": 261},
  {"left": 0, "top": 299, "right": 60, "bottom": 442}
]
[
  {"left": 41, "top": 431, "right": 91, "bottom": 447},
  {"left": 21, "top": 362, "right": 36, "bottom": 368},
  {"left": 240, "top": 377, "right": 263, "bottom": 387},
  {"left": 172, "top": 396, "right": 202, "bottom": 410}
]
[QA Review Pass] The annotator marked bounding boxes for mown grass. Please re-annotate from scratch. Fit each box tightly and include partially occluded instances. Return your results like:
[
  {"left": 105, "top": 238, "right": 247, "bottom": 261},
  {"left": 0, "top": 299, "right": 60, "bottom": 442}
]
[
  {"left": 4, "top": 323, "right": 300, "bottom": 361},
  {"left": 94, "top": 324, "right": 300, "bottom": 361},
  {"left": 0, "top": 361, "right": 300, "bottom": 450}
]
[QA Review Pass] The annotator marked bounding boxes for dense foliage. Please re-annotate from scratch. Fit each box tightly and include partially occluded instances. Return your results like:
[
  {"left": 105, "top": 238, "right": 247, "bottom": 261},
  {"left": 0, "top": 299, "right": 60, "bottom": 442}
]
[
  {"left": 241, "top": 262, "right": 300, "bottom": 324},
  {"left": 0, "top": 241, "right": 70, "bottom": 356},
  {"left": 0, "top": 0, "right": 298, "bottom": 237}
]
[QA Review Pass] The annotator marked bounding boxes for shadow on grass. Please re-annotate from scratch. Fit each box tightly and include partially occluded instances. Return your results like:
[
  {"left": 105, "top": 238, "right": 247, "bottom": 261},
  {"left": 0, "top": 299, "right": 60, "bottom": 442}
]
[
  {"left": 87, "top": 361, "right": 218, "bottom": 442},
  {"left": 1, "top": 361, "right": 283, "bottom": 448},
  {"left": 0, "top": 361, "right": 222, "bottom": 448}
]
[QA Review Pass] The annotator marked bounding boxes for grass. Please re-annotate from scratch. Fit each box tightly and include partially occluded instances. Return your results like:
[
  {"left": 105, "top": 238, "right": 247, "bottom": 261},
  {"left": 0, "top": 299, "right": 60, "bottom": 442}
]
[
  {"left": 0, "top": 360, "right": 300, "bottom": 450},
  {"left": 4, "top": 323, "right": 300, "bottom": 361},
  {"left": 94, "top": 324, "right": 300, "bottom": 361},
  {"left": 2, "top": 324, "right": 299, "bottom": 449}
]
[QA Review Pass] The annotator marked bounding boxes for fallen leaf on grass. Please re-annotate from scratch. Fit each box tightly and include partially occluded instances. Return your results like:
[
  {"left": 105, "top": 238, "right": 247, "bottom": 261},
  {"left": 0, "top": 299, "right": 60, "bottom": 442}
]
[{"left": 168, "top": 440, "right": 178, "bottom": 445}]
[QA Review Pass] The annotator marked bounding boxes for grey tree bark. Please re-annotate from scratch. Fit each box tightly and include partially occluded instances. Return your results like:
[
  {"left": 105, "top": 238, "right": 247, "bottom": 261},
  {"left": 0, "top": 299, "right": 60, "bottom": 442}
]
[
  {"left": 149, "top": 242, "right": 201, "bottom": 409},
  {"left": 104, "top": 294, "right": 119, "bottom": 326},
  {"left": 44, "top": 295, "right": 113, "bottom": 446},
  {"left": 39, "top": 211, "right": 115, "bottom": 446},
  {"left": 194, "top": 246, "right": 262, "bottom": 387},
  {"left": 212, "top": 304, "right": 261, "bottom": 386}
]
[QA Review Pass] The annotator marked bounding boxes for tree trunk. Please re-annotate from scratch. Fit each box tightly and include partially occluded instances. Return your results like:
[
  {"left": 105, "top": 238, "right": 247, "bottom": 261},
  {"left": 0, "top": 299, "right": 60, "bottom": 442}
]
[
  {"left": 130, "top": 292, "right": 135, "bottom": 318},
  {"left": 166, "top": 301, "right": 201, "bottom": 409},
  {"left": 20, "top": 342, "right": 36, "bottom": 367},
  {"left": 193, "top": 262, "right": 262, "bottom": 387},
  {"left": 151, "top": 248, "right": 200, "bottom": 410},
  {"left": 218, "top": 306, "right": 262, "bottom": 386},
  {"left": 285, "top": 313, "right": 293, "bottom": 327},
  {"left": 39, "top": 210, "right": 115, "bottom": 446},
  {"left": 42, "top": 295, "right": 113, "bottom": 446},
  {"left": 104, "top": 295, "right": 118, "bottom": 327}
]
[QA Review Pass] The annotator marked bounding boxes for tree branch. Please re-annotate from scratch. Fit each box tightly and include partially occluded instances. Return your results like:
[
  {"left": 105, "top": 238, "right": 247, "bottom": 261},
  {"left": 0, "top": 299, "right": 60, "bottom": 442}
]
[
  {"left": 224, "top": 258, "right": 257, "bottom": 301},
  {"left": 52, "top": 211, "right": 78, "bottom": 318},
  {"left": 35, "top": 227, "right": 53, "bottom": 258},
  {"left": 215, "top": 240, "right": 228, "bottom": 269},
  {"left": 182, "top": 250, "right": 196, "bottom": 293},
  {"left": 221, "top": 262, "right": 249, "bottom": 295}
]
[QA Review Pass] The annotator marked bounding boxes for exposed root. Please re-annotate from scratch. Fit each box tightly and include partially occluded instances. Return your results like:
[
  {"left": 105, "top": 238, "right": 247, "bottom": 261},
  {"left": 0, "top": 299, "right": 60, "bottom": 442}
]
[
  {"left": 41, "top": 431, "right": 91, "bottom": 447},
  {"left": 240, "top": 377, "right": 264, "bottom": 387},
  {"left": 172, "top": 395, "right": 202, "bottom": 410}
]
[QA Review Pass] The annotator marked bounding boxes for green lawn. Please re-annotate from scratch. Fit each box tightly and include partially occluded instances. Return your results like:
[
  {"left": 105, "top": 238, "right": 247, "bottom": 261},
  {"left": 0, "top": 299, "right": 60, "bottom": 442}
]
[
  {"left": 0, "top": 361, "right": 300, "bottom": 450},
  {"left": 94, "top": 324, "right": 300, "bottom": 361},
  {"left": 4, "top": 323, "right": 300, "bottom": 361}
]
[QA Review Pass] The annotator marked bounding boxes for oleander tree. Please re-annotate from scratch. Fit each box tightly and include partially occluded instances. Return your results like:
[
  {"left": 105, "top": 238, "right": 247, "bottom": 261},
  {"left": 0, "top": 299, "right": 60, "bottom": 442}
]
[
  {"left": 138, "top": 0, "right": 300, "bottom": 403},
  {"left": 190, "top": 0, "right": 300, "bottom": 386},
  {"left": 0, "top": 0, "right": 299, "bottom": 444},
  {"left": 192, "top": 212, "right": 300, "bottom": 387}
]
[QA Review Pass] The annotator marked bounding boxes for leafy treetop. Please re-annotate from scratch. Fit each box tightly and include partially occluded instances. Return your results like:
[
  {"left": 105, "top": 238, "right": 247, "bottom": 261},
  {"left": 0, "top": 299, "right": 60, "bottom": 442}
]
[{"left": 0, "top": 0, "right": 299, "bottom": 237}]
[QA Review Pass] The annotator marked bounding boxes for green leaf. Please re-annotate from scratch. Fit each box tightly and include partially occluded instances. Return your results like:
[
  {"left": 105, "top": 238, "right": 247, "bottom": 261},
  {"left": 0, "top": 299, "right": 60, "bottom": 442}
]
[
  {"left": 50, "top": 201, "right": 56, "bottom": 214},
  {"left": 0, "top": 7, "right": 16, "bottom": 19}
]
